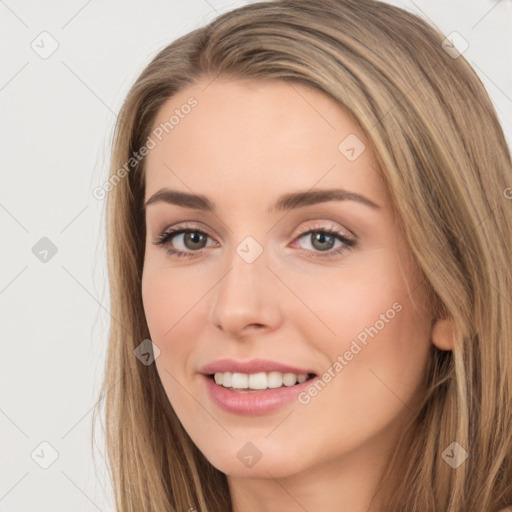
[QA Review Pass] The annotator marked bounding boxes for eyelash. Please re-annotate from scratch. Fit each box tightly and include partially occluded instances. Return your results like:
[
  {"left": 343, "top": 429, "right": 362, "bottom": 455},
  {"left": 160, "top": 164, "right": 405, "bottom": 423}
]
[{"left": 152, "top": 222, "right": 358, "bottom": 259}]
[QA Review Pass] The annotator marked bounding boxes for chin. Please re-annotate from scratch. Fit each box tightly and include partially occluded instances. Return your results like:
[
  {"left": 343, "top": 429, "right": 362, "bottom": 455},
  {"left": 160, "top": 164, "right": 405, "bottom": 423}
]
[{"left": 204, "top": 448, "right": 308, "bottom": 479}]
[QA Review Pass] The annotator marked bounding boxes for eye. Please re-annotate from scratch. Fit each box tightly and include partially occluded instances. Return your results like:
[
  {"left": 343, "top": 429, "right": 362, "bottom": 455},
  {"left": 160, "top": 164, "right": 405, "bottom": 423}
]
[
  {"left": 291, "top": 226, "right": 357, "bottom": 259},
  {"left": 152, "top": 223, "right": 357, "bottom": 259},
  {"left": 152, "top": 223, "right": 217, "bottom": 258}
]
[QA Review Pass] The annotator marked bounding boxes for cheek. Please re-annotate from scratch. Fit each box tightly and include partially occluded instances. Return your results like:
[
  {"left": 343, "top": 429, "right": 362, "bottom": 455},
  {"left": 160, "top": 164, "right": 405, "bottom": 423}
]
[
  {"left": 292, "top": 255, "right": 407, "bottom": 341},
  {"left": 142, "top": 262, "right": 199, "bottom": 341},
  {"left": 301, "top": 252, "right": 432, "bottom": 393},
  {"left": 294, "top": 270, "right": 432, "bottom": 461},
  {"left": 142, "top": 267, "right": 188, "bottom": 385},
  {"left": 142, "top": 267, "right": 204, "bottom": 414},
  {"left": 141, "top": 263, "right": 210, "bottom": 386}
]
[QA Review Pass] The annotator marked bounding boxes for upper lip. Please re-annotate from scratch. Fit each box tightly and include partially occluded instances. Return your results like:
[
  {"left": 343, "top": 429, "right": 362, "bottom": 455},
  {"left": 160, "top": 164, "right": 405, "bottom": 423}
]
[{"left": 199, "top": 358, "right": 316, "bottom": 376}]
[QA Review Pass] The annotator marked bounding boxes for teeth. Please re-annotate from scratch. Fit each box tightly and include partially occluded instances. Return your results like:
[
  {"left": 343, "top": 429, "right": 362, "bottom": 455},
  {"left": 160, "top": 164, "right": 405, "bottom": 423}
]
[
  {"left": 231, "top": 372, "right": 248, "bottom": 388},
  {"left": 213, "top": 371, "right": 310, "bottom": 390},
  {"left": 297, "top": 373, "right": 308, "bottom": 384}
]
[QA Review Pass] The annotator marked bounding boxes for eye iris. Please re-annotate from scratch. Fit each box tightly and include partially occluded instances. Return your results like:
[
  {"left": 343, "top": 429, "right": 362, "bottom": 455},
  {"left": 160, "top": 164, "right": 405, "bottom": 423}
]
[
  {"left": 184, "top": 232, "right": 207, "bottom": 250},
  {"left": 311, "top": 232, "right": 334, "bottom": 251}
]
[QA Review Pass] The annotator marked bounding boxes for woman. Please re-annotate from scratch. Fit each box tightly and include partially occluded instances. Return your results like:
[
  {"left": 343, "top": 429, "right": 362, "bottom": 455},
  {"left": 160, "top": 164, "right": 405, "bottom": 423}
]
[{"left": 94, "top": 0, "right": 512, "bottom": 510}]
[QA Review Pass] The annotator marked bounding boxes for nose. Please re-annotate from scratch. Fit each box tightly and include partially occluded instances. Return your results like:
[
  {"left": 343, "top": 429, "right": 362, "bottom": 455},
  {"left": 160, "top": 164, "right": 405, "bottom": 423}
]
[{"left": 209, "top": 244, "right": 283, "bottom": 338}]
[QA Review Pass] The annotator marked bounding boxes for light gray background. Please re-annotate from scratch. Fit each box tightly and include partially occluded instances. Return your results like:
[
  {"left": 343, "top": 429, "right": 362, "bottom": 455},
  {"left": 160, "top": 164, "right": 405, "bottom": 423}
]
[{"left": 1, "top": 1, "right": 511, "bottom": 510}]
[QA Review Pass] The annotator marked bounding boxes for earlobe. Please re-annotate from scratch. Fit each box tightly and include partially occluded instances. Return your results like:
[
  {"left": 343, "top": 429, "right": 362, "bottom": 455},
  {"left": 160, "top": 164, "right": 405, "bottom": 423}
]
[{"left": 431, "top": 317, "right": 456, "bottom": 351}]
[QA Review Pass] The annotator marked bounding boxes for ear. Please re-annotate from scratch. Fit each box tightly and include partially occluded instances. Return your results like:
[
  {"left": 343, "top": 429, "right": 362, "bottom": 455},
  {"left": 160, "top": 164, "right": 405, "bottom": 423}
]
[{"left": 431, "top": 317, "right": 456, "bottom": 351}]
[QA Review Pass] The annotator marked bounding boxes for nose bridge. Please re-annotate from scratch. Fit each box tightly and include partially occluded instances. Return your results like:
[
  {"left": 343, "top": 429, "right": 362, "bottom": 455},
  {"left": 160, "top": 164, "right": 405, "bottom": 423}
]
[{"left": 209, "top": 234, "right": 282, "bottom": 335}]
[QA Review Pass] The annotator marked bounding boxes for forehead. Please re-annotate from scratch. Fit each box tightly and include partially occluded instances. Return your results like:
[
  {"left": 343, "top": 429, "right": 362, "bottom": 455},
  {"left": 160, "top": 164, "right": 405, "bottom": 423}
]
[{"left": 144, "top": 78, "right": 387, "bottom": 210}]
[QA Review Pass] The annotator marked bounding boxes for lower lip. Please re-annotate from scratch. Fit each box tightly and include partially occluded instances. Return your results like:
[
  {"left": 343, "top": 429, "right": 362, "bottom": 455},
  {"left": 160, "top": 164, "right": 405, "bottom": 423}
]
[{"left": 201, "top": 374, "right": 317, "bottom": 415}]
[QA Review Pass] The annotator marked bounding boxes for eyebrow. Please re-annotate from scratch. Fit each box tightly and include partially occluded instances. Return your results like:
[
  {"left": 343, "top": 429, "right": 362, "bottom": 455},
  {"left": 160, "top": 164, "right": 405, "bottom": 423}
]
[{"left": 143, "top": 187, "right": 380, "bottom": 212}]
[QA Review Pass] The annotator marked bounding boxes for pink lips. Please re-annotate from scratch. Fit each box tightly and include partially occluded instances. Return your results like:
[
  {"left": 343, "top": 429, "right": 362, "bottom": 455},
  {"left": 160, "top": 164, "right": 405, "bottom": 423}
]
[
  {"left": 198, "top": 358, "right": 318, "bottom": 416},
  {"left": 202, "top": 374, "right": 316, "bottom": 415}
]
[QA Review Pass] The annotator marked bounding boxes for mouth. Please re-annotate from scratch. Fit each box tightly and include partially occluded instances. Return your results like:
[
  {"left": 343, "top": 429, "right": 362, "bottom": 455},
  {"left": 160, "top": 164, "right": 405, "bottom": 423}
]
[
  {"left": 207, "top": 371, "right": 317, "bottom": 393},
  {"left": 199, "top": 358, "right": 320, "bottom": 414},
  {"left": 202, "top": 370, "right": 319, "bottom": 415}
]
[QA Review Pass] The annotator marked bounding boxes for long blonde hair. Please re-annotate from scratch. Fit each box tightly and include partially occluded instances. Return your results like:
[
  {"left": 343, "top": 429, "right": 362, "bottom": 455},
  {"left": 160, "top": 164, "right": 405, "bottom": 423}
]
[{"left": 93, "top": 1, "right": 512, "bottom": 510}]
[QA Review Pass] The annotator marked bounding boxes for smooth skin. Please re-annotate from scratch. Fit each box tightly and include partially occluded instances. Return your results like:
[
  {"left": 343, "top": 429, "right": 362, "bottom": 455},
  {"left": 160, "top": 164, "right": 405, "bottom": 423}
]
[{"left": 141, "top": 78, "right": 454, "bottom": 512}]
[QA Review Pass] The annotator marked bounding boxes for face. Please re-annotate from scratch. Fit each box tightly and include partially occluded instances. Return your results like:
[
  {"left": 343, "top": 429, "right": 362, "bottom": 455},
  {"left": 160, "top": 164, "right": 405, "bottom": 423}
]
[{"left": 141, "top": 78, "right": 434, "bottom": 481}]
